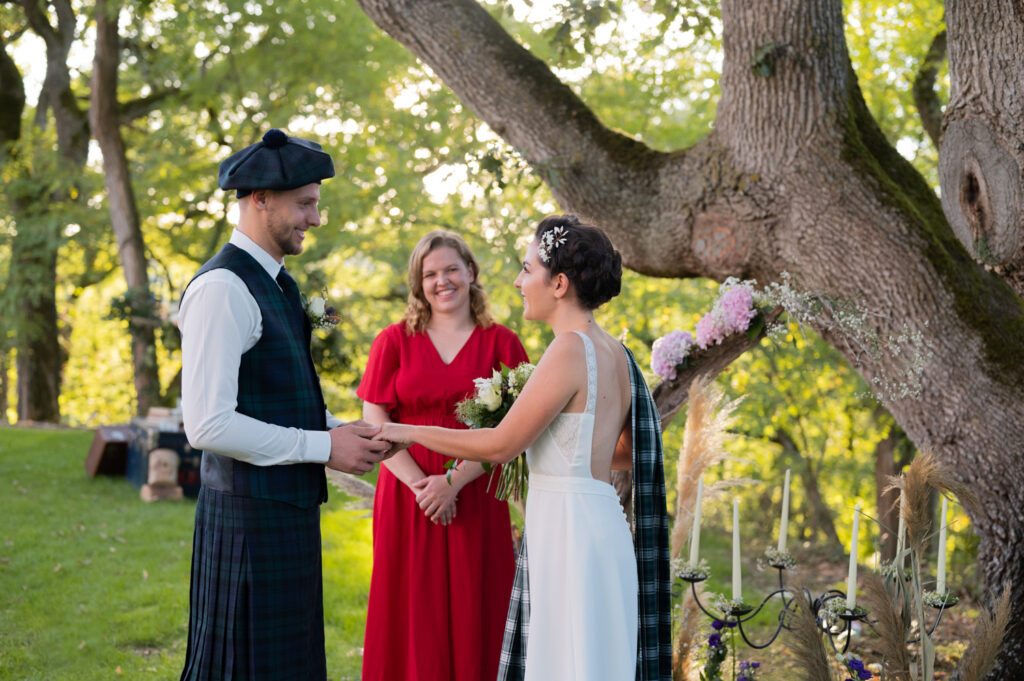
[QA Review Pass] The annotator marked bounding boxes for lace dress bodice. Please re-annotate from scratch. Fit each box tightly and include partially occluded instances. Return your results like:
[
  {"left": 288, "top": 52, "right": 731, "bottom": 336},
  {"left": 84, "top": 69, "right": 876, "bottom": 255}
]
[{"left": 525, "top": 330, "right": 598, "bottom": 478}]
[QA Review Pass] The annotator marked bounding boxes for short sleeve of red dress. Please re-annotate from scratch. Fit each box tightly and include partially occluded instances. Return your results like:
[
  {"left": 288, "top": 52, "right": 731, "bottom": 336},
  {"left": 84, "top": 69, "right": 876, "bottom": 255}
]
[{"left": 356, "top": 323, "right": 402, "bottom": 414}]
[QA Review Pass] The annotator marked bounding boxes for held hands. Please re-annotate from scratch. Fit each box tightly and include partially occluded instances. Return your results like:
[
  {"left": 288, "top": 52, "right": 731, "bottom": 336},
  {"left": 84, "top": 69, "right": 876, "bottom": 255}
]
[
  {"left": 327, "top": 420, "right": 393, "bottom": 475},
  {"left": 410, "top": 475, "right": 459, "bottom": 526},
  {"left": 375, "top": 422, "right": 414, "bottom": 450}
]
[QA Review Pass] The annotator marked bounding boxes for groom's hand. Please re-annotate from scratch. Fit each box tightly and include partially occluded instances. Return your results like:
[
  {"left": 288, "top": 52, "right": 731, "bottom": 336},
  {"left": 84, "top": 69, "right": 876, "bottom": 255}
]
[{"left": 327, "top": 421, "right": 390, "bottom": 475}]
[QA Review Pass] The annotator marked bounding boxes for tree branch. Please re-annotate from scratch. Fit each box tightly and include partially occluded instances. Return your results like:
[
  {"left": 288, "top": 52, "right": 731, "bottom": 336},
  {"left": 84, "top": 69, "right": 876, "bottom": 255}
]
[
  {"left": 354, "top": 0, "right": 771, "bottom": 281},
  {"left": 651, "top": 307, "right": 783, "bottom": 428},
  {"left": 940, "top": 2, "right": 1024, "bottom": 297},
  {"left": 911, "top": 28, "right": 946, "bottom": 151},
  {"left": 119, "top": 88, "right": 180, "bottom": 123}
]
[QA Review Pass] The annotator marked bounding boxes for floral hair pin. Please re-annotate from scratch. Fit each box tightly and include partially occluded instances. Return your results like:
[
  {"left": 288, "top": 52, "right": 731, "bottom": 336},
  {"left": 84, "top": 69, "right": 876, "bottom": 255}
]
[{"left": 537, "top": 225, "right": 568, "bottom": 263}]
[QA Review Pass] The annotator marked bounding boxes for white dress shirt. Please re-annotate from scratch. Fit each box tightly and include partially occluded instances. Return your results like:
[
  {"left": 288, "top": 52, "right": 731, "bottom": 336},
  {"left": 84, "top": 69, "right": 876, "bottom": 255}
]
[{"left": 179, "top": 229, "right": 340, "bottom": 466}]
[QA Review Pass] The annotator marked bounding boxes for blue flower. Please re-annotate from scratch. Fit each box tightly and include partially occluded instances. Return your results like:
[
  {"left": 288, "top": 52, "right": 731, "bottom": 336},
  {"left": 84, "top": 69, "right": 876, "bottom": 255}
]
[
  {"left": 711, "top": 619, "right": 725, "bottom": 630},
  {"left": 846, "top": 658, "right": 872, "bottom": 680},
  {"left": 708, "top": 633, "right": 722, "bottom": 648}
]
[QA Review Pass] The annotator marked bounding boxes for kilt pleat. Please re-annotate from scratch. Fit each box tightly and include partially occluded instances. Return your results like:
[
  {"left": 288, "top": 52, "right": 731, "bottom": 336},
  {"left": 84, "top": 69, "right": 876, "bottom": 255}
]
[{"left": 181, "top": 487, "right": 325, "bottom": 681}]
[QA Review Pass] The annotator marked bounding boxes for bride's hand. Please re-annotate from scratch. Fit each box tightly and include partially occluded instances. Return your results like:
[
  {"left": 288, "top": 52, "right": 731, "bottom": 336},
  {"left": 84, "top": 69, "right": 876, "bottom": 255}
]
[{"left": 376, "top": 423, "right": 413, "bottom": 449}]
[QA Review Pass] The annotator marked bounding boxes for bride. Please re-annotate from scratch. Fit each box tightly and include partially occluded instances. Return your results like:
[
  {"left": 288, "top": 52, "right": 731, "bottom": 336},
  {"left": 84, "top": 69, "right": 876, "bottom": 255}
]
[{"left": 378, "top": 215, "right": 671, "bottom": 681}]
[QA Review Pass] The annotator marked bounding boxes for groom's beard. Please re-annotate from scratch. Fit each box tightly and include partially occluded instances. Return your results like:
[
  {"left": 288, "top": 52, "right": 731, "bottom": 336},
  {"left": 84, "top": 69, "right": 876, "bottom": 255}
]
[{"left": 266, "top": 212, "right": 305, "bottom": 256}]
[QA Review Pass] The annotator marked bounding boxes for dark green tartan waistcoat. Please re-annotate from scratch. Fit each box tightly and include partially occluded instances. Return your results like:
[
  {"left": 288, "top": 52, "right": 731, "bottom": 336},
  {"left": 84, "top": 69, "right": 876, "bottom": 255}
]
[{"left": 185, "top": 243, "right": 328, "bottom": 509}]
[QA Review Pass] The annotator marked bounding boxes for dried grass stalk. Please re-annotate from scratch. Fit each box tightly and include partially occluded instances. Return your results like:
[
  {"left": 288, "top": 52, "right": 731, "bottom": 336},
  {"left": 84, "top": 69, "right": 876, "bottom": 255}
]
[
  {"left": 884, "top": 451, "right": 978, "bottom": 551},
  {"left": 958, "top": 582, "right": 1013, "bottom": 681},
  {"left": 860, "top": 573, "right": 912, "bottom": 680},
  {"left": 672, "top": 589, "right": 704, "bottom": 681},
  {"left": 786, "top": 590, "right": 833, "bottom": 681},
  {"left": 670, "top": 374, "right": 742, "bottom": 557}
]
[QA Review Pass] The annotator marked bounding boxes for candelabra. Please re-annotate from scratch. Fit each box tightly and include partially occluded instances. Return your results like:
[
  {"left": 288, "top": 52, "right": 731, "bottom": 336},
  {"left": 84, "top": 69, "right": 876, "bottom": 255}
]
[{"left": 677, "top": 556, "right": 958, "bottom": 654}]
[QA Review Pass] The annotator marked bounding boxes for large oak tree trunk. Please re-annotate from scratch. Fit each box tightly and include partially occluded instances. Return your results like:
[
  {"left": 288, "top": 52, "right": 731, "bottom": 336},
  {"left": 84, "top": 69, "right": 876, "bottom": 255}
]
[
  {"left": 89, "top": 0, "right": 160, "bottom": 416},
  {"left": 356, "top": 0, "right": 1024, "bottom": 674}
]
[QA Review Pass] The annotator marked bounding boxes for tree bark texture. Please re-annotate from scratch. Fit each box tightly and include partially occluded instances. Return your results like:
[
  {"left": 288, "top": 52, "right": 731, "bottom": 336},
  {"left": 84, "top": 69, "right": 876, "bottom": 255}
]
[
  {"left": 356, "top": 0, "right": 1024, "bottom": 674},
  {"left": 89, "top": 0, "right": 160, "bottom": 416},
  {"left": 941, "top": 1, "right": 1024, "bottom": 297}
]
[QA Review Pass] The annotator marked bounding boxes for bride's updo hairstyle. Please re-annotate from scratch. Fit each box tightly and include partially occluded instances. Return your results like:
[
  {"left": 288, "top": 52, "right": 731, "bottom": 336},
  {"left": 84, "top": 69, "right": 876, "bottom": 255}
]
[{"left": 534, "top": 214, "right": 622, "bottom": 310}]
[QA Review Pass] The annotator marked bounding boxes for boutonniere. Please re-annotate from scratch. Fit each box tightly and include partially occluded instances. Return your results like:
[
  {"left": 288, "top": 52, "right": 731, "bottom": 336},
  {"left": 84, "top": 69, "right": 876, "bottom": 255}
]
[{"left": 303, "top": 289, "right": 341, "bottom": 330}]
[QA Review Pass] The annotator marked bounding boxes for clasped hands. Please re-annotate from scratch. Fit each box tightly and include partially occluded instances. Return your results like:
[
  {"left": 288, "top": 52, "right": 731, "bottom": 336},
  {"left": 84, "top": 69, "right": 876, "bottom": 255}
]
[
  {"left": 371, "top": 424, "right": 458, "bottom": 526},
  {"left": 327, "top": 420, "right": 406, "bottom": 475}
]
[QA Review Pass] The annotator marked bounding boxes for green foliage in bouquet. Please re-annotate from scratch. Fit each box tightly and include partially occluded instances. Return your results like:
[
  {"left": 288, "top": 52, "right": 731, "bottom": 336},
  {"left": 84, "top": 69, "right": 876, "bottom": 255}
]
[{"left": 451, "top": 362, "right": 536, "bottom": 501}]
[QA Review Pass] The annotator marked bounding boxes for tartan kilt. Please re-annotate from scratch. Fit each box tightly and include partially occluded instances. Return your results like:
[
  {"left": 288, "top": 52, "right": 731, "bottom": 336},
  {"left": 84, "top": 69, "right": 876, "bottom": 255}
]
[{"left": 180, "top": 487, "right": 326, "bottom": 681}]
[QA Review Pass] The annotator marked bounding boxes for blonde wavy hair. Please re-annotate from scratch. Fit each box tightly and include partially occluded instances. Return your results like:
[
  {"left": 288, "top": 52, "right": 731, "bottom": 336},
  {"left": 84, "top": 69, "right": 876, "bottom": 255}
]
[{"left": 403, "top": 230, "right": 495, "bottom": 334}]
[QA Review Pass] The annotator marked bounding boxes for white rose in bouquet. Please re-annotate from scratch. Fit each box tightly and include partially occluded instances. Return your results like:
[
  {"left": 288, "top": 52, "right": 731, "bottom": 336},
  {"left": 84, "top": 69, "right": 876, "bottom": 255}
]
[{"left": 475, "top": 371, "right": 503, "bottom": 411}]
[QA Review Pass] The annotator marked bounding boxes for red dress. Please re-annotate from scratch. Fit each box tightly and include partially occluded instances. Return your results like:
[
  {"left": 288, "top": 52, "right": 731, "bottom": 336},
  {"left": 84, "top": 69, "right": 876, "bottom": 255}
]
[{"left": 358, "top": 322, "right": 529, "bottom": 681}]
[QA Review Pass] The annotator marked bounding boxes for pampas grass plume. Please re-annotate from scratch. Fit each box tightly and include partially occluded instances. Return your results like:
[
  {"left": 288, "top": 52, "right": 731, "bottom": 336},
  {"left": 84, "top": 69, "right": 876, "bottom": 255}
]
[
  {"left": 885, "top": 451, "right": 977, "bottom": 551},
  {"left": 670, "top": 374, "right": 742, "bottom": 557},
  {"left": 787, "top": 590, "right": 833, "bottom": 681},
  {"left": 958, "top": 582, "right": 1012, "bottom": 681},
  {"left": 860, "top": 573, "right": 911, "bottom": 680}
]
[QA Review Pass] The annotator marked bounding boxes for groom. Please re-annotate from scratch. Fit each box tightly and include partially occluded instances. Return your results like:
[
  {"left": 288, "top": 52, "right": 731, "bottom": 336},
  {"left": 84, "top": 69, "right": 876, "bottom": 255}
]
[{"left": 178, "top": 129, "right": 391, "bottom": 680}]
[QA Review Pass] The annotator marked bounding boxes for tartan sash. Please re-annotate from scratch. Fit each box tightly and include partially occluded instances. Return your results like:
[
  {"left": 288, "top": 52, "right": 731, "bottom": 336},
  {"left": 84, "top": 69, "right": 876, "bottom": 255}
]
[{"left": 496, "top": 344, "right": 671, "bottom": 681}]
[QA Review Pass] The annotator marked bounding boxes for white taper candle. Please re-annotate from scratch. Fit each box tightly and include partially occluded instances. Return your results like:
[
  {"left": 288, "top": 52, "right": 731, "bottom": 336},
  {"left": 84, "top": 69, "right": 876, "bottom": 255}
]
[
  {"left": 778, "top": 469, "right": 791, "bottom": 553},
  {"left": 846, "top": 501, "right": 861, "bottom": 610},
  {"left": 937, "top": 497, "right": 948, "bottom": 595},
  {"left": 689, "top": 478, "right": 703, "bottom": 565},
  {"left": 732, "top": 498, "right": 742, "bottom": 601},
  {"left": 896, "top": 492, "right": 906, "bottom": 558}
]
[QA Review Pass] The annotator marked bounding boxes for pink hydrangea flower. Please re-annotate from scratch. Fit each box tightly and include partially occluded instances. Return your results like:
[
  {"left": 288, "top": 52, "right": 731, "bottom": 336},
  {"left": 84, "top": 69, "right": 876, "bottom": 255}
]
[
  {"left": 719, "top": 286, "right": 757, "bottom": 334},
  {"left": 651, "top": 330, "right": 694, "bottom": 380},
  {"left": 695, "top": 311, "right": 729, "bottom": 349}
]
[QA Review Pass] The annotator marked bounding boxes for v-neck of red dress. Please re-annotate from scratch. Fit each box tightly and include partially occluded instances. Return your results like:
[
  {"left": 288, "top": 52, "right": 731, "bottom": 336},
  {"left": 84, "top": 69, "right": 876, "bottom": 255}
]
[{"left": 425, "top": 325, "right": 480, "bottom": 366}]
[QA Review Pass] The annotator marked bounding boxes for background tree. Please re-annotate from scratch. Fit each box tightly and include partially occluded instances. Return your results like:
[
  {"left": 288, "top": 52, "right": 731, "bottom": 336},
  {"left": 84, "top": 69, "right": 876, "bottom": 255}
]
[
  {"left": 352, "top": 0, "right": 1024, "bottom": 674},
  {"left": 0, "top": 0, "right": 91, "bottom": 423}
]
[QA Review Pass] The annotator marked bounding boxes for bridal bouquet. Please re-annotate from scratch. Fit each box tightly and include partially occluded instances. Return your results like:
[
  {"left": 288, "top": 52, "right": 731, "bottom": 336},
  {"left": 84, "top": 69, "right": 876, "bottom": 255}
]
[{"left": 452, "top": 362, "right": 535, "bottom": 501}]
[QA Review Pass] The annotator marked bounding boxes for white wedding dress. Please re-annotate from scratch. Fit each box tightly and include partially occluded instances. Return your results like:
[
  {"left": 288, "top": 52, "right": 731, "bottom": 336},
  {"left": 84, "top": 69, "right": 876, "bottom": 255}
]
[{"left": 522, "top": 331, "right": 638, "bottom": 680}]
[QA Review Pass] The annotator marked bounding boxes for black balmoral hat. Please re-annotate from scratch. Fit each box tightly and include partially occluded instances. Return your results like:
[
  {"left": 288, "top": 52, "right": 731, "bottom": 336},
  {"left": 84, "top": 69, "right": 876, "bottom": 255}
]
[{"left": 218, "top": 129, "right": 335, "bottom": 198}]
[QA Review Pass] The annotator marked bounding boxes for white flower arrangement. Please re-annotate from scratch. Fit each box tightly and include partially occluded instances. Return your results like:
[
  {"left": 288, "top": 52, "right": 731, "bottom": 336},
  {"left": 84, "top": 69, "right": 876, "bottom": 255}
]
[
  {"left": 711, "top": 592, "right": 751, "bottom": 614},
  {"left": 922, "top": 589, "right": 959, "bottom": 608},
  {"left": 820, "top": 596, "right": 866, "bottom": 626},
  {"left": 763, "top": 547, "right": 796, "bottom": 570},
  {"left": 671, "top": 557, "right": 710, "bottom": 581}
]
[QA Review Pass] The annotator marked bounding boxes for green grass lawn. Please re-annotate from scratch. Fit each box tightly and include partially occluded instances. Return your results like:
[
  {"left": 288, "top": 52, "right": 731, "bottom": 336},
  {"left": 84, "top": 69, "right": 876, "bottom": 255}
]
[
  {"left": 0, "top": 426, "right": 373, "bottom": 681},
  {"left": 1, "top": 427, "right": 972, "bottom": 681}
]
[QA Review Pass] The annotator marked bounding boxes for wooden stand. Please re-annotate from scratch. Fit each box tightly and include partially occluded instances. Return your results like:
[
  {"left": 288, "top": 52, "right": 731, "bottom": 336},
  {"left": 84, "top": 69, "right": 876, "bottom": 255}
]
[{"left": 84, "top": 425, "right": 132, "bottom": 477}]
